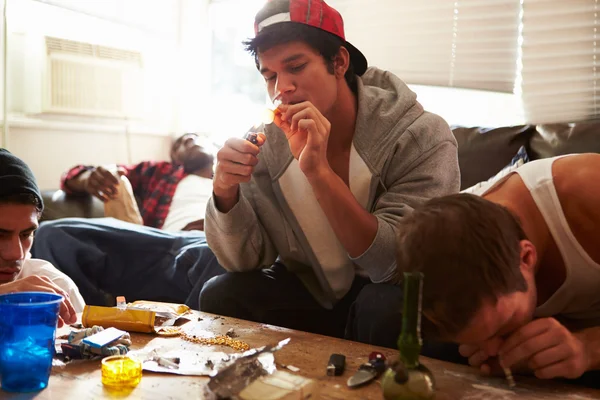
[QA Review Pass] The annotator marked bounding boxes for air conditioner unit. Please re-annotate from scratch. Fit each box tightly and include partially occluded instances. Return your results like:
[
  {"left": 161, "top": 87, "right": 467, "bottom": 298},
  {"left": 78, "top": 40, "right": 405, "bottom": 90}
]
[{"left": 36, "top": 36, "right": 145, "bottom": 119}]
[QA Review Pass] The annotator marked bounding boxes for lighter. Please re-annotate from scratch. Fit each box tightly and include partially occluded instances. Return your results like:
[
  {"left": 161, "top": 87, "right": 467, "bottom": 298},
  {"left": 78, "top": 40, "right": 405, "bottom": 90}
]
[
  {"left": 326, "top": 353, "right": 346, "bottom": 376},
  {"left": 245, "top": 132, "right": 259, "bottom": 145}
]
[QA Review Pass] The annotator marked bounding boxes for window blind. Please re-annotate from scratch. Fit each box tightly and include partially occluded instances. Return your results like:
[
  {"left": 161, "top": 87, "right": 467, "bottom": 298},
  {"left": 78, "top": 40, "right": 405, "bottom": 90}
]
[
  {"left": 520, "top": 0, "right": 598, "bottom": 123},
  {"left": 331, "top": 0, "right": 521, "bottom": 92}
]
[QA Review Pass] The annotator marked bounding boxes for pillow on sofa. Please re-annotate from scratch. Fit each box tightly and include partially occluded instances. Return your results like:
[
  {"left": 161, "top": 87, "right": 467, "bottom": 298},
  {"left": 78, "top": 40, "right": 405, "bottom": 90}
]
[
  {"left": 529, "top": 121, "right": 600, "bottom": 160},
  {"left": 452, "top": 125, "right": 536, "bottom": 190},
  {"left": 462, "top": 145, "right": 529, "bottom": 194}
]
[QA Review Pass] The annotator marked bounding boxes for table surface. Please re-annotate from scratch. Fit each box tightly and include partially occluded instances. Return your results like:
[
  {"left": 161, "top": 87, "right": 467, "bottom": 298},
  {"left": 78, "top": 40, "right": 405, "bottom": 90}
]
[{"left": 2, "top": 311, "right": 599, "bottom": 400}]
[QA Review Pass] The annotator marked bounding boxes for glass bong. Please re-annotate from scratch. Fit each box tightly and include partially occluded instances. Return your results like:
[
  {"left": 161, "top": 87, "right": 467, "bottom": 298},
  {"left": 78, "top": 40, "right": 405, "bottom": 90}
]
[{"left": 381, "top": 272, "right": 436, "bottom": 399}]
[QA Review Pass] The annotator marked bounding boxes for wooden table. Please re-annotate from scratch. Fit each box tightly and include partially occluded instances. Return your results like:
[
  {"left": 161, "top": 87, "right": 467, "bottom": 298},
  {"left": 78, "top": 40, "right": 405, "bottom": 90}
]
[{"left": 2, "top": 312, "right": 600, "bottom": 400}]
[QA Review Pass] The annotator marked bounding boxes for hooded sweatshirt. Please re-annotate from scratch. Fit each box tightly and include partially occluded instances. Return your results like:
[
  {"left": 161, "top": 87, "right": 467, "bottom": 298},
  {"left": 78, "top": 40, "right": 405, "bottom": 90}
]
[{"left": 205, "top": 67, "right": 460, "bottom": 308}]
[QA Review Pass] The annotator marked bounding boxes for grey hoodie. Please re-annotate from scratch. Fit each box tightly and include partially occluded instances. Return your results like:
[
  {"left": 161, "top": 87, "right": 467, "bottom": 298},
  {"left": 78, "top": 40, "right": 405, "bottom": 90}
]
[{"left": 205, "top": 67, "right": 460, "bottom": 308}]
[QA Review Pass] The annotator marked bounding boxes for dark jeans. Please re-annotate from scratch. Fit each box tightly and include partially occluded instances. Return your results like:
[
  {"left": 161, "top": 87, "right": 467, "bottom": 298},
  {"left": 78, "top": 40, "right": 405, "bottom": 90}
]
[
  {"left": 200, "top": 269, "right": 465, "bottom": 363},
  {"left": 200, "top": 263, "right": 370, "bottom": 338},
  {"left": 347, "top": 283, "right": 467, "bottom": 364},
  {"left": 31, "top": 217, "right": 225, "bottom": 310}
]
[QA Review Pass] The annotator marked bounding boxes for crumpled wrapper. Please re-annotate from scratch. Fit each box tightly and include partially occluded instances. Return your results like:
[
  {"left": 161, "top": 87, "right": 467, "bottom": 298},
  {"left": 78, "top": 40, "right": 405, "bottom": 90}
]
[
  {"left": 207, "top": 338, "right": 290, "bottom": 399},
  {"left": 129, "top": 337, "right": 239, "bottom": 376},
  {"left": 128, "top": 336, "right": 290, "bottom": 388}
]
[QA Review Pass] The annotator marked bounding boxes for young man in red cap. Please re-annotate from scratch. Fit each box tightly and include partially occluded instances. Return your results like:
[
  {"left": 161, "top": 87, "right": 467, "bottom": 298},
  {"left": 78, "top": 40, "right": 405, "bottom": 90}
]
[{"left": 200, "top": 0, "right": 460, "bottom": 344}]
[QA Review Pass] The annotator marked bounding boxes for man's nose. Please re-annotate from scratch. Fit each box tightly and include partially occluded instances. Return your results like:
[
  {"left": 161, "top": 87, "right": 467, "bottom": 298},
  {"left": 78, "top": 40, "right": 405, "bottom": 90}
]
[
  {"left": 480, "top": 337, "right": 503, "bottom": 357},
  {"left": 274, "top": 75, "right": 295, "bottom": 96},
  {"left": 2, "top": 236, "right": 25, "bottom": 263}
]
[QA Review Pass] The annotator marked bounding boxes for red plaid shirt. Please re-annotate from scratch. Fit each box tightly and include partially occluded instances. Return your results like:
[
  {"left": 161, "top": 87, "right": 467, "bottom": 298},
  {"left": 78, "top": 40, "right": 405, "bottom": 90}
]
[{"left": 61, "top": 162, "right": 188, "bottom": 229}]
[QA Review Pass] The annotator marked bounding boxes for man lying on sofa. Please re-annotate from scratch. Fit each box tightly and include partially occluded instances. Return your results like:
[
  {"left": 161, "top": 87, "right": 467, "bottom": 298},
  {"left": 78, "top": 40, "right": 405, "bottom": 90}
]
[
  {"left": 0, "top": 149, "right": 83, "bottom": 326},
  {"left": 394, "top": 153, "right": 600, "bottom": 383},
  {"left": 32, "top": 133, "right": 225, "bottom": 309},
  {"left": 62, "top": 132, "right": 214, "bottom": 231}
]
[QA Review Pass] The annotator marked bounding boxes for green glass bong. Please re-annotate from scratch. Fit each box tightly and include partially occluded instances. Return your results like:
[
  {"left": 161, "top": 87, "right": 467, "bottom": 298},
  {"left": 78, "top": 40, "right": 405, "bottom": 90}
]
[{"left": 381, "top": 272, "right": 436, "bottom": 399}]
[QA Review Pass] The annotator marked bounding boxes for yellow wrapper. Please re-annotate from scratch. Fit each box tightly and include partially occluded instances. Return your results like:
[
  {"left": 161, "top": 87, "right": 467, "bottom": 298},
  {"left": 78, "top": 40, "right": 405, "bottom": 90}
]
[
  {"left": 82, "top": 305, "right": 156, "bottom": 333},
  {"left": 128, "top": 300, "right": 190, "bottom": 316}
]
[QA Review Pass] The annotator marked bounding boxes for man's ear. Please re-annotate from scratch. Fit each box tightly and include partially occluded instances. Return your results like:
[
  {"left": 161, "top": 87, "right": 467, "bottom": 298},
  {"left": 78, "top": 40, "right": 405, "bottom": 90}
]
[
  {"left": 519, "top": 240, "right": 537, "bottom": 274},
  {"left": 334, "top": 46, "right": 351, "bottom": 78}
]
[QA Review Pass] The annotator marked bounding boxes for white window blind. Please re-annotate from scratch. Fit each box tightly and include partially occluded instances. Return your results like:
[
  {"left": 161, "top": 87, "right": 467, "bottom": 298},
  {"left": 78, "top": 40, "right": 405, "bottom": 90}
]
[
  {"left": 520, "top": 0, "right": 598, "bottom": 124},
  {"left": 331, "top": 0, "right": 521, "bottom": 92}
]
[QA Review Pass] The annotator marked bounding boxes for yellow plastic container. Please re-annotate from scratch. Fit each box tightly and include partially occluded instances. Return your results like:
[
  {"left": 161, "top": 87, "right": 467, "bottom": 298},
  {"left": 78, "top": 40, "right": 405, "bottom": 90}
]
[{"left": 101, "top": 355, "right": 142, "bottom": 389}]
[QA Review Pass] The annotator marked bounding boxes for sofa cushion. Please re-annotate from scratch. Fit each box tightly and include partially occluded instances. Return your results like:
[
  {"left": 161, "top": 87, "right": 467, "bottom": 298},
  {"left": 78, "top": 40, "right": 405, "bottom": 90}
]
[
  {"left": 529, "top": 122, "right": 600, "bottom": 160},
  {"left": 40, "top": 190, "right": 105, "bottom": 222},
  {"left": 452, "top": 125, "right": 536, "bottom": 190},
  {"left": 462, "top": 145, "right": 529, "bottom": 194}
]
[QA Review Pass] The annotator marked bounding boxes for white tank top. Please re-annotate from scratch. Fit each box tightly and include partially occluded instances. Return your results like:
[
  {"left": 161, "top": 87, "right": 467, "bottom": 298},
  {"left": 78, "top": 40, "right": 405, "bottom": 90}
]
[{"left": 473, "top": 155, "right": 600, "bottom": 329}]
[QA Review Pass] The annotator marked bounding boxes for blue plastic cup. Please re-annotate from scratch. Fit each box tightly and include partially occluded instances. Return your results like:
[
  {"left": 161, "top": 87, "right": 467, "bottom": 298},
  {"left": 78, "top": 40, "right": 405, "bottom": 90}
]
[{"left": 0, "top": 292, "right": 62, "bottom": 392}]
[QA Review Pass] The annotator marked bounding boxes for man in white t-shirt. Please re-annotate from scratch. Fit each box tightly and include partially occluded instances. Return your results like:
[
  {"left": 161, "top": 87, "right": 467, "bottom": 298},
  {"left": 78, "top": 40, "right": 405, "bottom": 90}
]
[
  {"left": 0, "top": 149, "right": 84, "bottom": 326},
  {"left": 15, "top": 257, "right": 85, "bottom": 313}
]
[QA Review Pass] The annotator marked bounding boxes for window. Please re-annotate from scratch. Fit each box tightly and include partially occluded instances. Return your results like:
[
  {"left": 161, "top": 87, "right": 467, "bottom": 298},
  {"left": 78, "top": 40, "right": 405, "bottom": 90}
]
[
  {"left": 520, "top": 0, "right": 599, "bottom": 123},
  {"left": 333, "top": 0, "right": 524, "bottom": 127},
  {"left": 334, "top": 0, "right": 521, "bottom": 93},
  {"left": 206, "top": 0, "right": 269, "bottom": 146}
]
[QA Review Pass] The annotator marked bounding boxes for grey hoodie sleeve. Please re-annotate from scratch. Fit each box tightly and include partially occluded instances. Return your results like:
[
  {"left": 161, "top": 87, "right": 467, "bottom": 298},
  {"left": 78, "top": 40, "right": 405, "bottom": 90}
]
[
  {"left": 204, "top": 191, "right": 278, "bottom": 272},
  {"left": 350, "top": 114, "right": 460, "bottom": 283}
]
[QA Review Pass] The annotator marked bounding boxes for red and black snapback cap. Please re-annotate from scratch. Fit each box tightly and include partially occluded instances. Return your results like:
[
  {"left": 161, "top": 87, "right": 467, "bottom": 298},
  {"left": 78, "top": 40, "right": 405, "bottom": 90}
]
[{"left": 254, "top": 0, "right": 368, "bottom": 76}]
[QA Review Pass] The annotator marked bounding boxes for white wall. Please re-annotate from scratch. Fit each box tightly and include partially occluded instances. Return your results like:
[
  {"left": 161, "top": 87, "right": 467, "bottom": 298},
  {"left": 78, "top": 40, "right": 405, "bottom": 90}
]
[
  {"left": 1, "top": 0, "right": 6, "bottom": 144},
  {"left": 6, "top": 125, "right": 172, "bottom": 190},
  {"left": 0, "top": 0, "right": 211, "bottom": 189}
]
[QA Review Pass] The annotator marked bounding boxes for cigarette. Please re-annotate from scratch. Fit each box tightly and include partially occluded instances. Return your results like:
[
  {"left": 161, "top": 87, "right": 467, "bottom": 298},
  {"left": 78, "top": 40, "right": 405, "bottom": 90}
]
[
  {"left": 499, "top": 357, "right": 516, "bottom": 387},
  {"left": 503, "top": 366, "right": 515, "bottom": 387}
]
